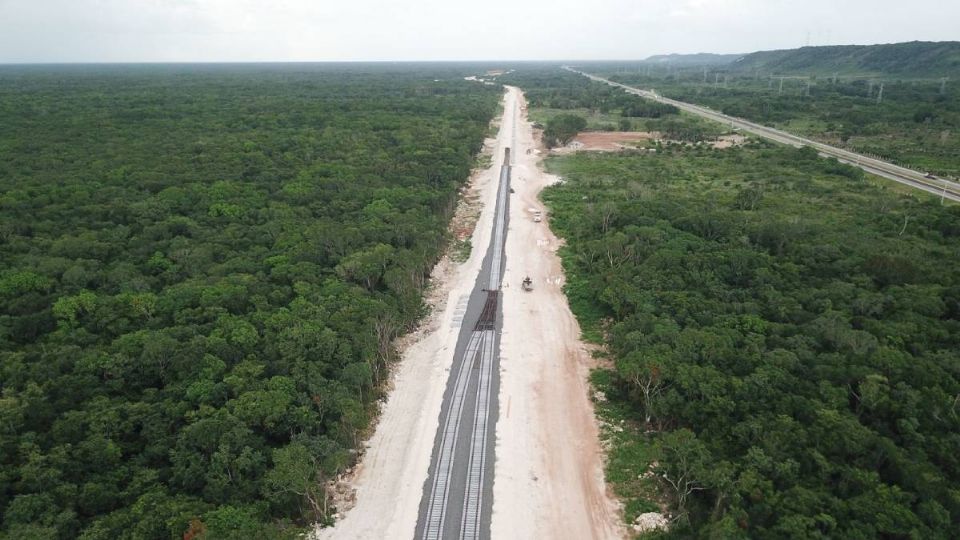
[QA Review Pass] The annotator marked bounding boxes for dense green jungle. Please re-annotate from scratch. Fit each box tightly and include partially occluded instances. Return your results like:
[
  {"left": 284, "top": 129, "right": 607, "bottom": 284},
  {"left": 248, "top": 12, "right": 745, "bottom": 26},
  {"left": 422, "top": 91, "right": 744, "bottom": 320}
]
[
  {"left": 544, "top": 143, "right": 960, "bottom": 538},
  {"left": 508, "top": 65, "right": 960, "bottom": 538},
  {"left": 3, "top": 55, "right": 959, "bottom": 540},
  {"left": 0, "top": 64, "right": 499, "bottom": 539}
]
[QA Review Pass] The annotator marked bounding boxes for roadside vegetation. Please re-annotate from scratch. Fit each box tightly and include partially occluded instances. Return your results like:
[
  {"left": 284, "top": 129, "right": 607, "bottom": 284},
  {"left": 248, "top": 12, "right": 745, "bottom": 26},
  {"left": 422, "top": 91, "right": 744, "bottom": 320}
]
[
  {"left": 503, "top": 68, "right": 723, "bottom": 144},
  {"left": 543, "top": 114, "right": 587, "bottom": 148},
  {"left": 586, "top": 59, "right": 960, "bottom": 177},
  {"left": 0, "top": 64, "right": 499, "bottom": 539},
  {"left": 542, "top": 141, "right": 960, "bottom": 537}
]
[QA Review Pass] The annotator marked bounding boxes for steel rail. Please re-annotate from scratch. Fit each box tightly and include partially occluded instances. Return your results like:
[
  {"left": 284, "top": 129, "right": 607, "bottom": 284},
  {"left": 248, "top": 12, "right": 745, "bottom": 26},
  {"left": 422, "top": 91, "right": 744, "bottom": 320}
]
[{"left": 421, "top": 330, "right": 485, "bottom": 540}]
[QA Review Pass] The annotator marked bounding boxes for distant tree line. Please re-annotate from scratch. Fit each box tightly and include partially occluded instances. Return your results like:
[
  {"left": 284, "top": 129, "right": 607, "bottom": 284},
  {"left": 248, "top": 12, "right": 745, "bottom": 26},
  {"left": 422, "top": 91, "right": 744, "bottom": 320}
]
[{"left": 502, "top": 67, "right": 679, "bottom": 117}]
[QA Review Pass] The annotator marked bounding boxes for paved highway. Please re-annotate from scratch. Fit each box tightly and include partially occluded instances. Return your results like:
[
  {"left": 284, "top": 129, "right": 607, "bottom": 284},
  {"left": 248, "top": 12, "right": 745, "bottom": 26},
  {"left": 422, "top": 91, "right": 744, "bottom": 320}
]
[
  {"left": 415, "top": 103, "right": 514, "bottom": 539},
  {"left": 565, "top": 67, "right": 960, "bottom": 203}
]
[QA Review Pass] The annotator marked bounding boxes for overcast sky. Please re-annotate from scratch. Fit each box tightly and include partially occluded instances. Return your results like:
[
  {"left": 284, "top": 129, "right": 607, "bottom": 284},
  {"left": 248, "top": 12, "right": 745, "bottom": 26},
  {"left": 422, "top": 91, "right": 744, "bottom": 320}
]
[{"left": 0, "top": 0, "right": 957, "bottom": 63}]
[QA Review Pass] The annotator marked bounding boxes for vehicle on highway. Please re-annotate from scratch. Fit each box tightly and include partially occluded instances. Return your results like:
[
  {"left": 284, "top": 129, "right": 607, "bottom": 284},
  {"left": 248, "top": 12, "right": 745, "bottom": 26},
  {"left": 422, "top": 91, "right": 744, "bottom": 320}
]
[{"left": 522, "top": 276, "right": 533, "bottom": 291}]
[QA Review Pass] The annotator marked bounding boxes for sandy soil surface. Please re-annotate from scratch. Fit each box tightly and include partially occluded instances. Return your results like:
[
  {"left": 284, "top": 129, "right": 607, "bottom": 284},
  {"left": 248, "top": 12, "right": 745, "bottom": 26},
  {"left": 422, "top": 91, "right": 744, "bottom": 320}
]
[
  {"left": 712, "top": 133, "right": 747, "bottom": 149},
  {"left": 491, "top": 88, "right": 625, "bottom": 539},
  {"left": 313, "top": 90, "right": 513, "bottom": 540},
  {"left": 315, "top": 86, "right": 624, "bottom": 540}
]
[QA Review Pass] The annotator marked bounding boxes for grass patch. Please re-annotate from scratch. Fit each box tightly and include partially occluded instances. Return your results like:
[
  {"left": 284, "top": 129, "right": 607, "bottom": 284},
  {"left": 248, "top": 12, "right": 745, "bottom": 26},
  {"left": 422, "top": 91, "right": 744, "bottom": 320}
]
[
  {"left": 474, "top": 153, "right": 492, "bottom": 170},
  {"left": 451, "top": 238, "right": 472, "bottom": 263},
  {"left": 556, "top": 251, "right": 606, "bottom": 344},
  {"left": 591, "top": 368, "right": 661, "bottom": 527}
]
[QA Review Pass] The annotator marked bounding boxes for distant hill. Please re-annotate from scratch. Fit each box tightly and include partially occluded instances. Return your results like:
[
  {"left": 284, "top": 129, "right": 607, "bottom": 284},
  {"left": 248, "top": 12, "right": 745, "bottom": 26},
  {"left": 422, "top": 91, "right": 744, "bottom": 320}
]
[
  {"left": 636, "top": 42, "right": 960, "bottom": 78},
  {"left": 729, "top": 41, "right": 960, "bottom": 77},
  {"left": 642, "top": 53, "right": 742, "bottom": 67}
]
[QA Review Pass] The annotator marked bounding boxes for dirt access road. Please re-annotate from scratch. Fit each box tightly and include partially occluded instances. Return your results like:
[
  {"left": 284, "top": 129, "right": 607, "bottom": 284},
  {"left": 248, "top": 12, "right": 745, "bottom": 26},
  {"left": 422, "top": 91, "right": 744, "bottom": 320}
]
[
  {"left": 491, "top": 88, "right": 624, "bottom": 539},
  {"left": 315, "top": 86, "right": 623, "bottom": 539}
]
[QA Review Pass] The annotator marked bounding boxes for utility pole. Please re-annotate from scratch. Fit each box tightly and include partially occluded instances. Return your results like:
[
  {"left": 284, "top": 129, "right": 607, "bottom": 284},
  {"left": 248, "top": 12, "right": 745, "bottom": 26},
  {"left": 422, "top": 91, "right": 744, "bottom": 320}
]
[
  {"left": 876, "top": 83, "right": 884, "bottom": 104},
  {"left": 715, "top": 72, "right": 720, "bottom": 88},
  {"left": 868, "top": 80, "right": 874, "bottom": 98},
  {"left": 724, "top": 74, "right": 729, "bottom": 89},
  {"left": 941, "top": 77, "right": 949, "bottom": 95},
  {"left": 806, "top": 78, "right": 812, "bottom": 97},
  {"left": 778, "top": 77, "right": 784, "bottom": 95}
]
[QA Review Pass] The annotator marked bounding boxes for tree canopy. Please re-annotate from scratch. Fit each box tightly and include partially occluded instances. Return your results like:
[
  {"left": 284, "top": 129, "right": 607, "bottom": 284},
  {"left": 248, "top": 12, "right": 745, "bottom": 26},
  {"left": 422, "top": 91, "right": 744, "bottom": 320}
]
[
  {"left": 543, "top": 114, "right": 588, "bottom": 148},
  {"left": 0, "top": 64, "right": 499, "bottom": 539},
  {"left": 543, "top": 141, "right": 960, "bottom": 538}
]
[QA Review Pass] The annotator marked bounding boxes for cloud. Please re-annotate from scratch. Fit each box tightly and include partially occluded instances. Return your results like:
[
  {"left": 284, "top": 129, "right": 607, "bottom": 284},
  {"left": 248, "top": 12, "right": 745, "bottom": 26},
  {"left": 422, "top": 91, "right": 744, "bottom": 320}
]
[{"left": 0, "top": 0, "right": 955, "bottom": 62}]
